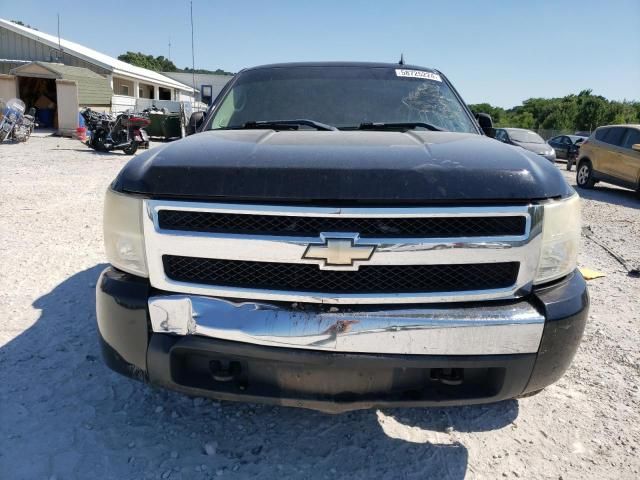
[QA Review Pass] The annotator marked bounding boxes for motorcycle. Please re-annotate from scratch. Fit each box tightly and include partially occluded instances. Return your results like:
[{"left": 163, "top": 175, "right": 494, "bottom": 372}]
[
  {"left": 12, "top": 107, "right": 37, "bottom": 142},
  {"left": 0, "top": 98, "right": 26, "bottom": 142},
  {"left": 80, "top": 108, "right": 150, "bottom": 155},
  {"left": 80, "top": 108, "right": 113, "bottom": 149}
]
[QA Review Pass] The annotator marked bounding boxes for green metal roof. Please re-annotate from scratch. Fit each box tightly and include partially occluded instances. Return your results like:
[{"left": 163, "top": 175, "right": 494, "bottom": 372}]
[{"left": 10, "top": 61, "right": 112, "bottom": 105}]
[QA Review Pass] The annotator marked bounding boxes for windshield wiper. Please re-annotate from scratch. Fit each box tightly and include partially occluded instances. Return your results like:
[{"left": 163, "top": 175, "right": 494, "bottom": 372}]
[
  {"left": 228, "top": 119, "right": 338, "bottom": 131},
  {"left": 356, "top": 122, "right": 444, "bottom": 132}
]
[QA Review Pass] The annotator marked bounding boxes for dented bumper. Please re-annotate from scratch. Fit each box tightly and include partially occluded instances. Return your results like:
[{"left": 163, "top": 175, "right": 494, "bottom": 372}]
[
  {"left": 96, "top": 267, "right": 588, "bottom": 412},
  {"left": 147, "top": 295, "right": 545, "bottom": 355}
]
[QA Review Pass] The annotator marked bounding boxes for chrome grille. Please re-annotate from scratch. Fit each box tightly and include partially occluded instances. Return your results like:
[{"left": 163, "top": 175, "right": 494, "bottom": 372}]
[
  {"left": 143, "top": 200, "right": 543, "bottom": 304},
  {"left": 163, "top": 256, "right": 520, "bottom": 294},
  {"left": 158, "top": 210, "right": 527, "bottom": 238}
]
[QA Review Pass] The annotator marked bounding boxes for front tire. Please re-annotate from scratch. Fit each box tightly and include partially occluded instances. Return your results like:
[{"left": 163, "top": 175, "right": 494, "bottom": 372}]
[
  {"left": 92, "top": 131, "right": 108, "bottom": 151},
  {"left": 576, "top": 160, "right": 596, "bottom": 189},
  {"left": 123, "top": 141, "right": 138, "bottom": 155}
]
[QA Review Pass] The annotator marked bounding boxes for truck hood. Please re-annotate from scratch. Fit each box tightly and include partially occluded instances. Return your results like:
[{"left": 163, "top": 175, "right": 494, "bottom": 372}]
[{"left": 113, "top": 130, "right": 572, "bottom": 203}]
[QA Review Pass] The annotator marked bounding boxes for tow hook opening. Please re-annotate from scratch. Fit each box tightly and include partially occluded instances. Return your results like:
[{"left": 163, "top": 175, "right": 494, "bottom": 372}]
[
  {"left": 430, "top": 368, "right": 464, "bottom": 385},
  {"left": 209, "top": 360, "right": 242, "bottom": 382}
]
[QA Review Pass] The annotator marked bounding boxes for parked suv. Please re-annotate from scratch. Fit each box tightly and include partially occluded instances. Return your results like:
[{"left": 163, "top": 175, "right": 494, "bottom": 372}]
[
  {"left": 575, "top": 125, "right": 640, "bottom": 194},
  {"left": 96, "top": 62, "right": 588, "bottom": 412}
]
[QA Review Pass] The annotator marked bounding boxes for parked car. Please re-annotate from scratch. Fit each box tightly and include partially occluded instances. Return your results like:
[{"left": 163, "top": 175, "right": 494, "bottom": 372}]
[
  {"left": 576, "top": 124, "right": 640, "bottom": 195},
  {"left": 96, "top": 62, "right": 588, "bottom": 412},
  {"left": 494, "top": 128, "right": 556, "bottom": 162},
  {"left": 548, "top": 134, "right": 588, "bottom": 170}
]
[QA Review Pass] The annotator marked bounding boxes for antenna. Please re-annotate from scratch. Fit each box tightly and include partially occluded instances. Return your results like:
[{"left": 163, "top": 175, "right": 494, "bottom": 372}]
[
  {"left": 190, "top": 1, "right": 196, "bottom": 110},
  {"left": 398, "top": 53, "right": 405, "bottom": 65},
  {"left": 168, "top": 35, "right": 172, "bottom": 61},
  {"left": 57, "top": 13, "right": 63, "bottom": 62}
]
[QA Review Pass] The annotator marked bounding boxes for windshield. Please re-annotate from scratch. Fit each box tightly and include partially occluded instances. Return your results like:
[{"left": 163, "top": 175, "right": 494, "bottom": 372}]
[
  {"left": 208, "top": 66, "right": 478, "bottom": 133},
  {"left": 508, "top": 130, "right": 545, "bottom": 144}
]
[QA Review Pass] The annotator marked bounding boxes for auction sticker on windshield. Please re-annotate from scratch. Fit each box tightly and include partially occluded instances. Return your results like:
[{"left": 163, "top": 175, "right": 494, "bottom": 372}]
[{"left": 395, "top": 69, "right": 442, "bottom": 82}]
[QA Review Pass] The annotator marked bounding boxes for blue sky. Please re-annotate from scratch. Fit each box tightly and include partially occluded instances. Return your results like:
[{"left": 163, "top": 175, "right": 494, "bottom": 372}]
[{"left": 3, "top": 0, "right": 639, "bottom": 107}]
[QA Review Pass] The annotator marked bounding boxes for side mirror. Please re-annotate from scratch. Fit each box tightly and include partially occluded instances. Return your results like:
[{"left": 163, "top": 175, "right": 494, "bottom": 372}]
[
  {"left": 632, "top": 144, "right": 640, "bottom": 152},
  {"left": 475, "top": 112, "right": 495, "bottom": 138},
  {"left": 187, "top": 111, "right": 205, "bottom": 135}
]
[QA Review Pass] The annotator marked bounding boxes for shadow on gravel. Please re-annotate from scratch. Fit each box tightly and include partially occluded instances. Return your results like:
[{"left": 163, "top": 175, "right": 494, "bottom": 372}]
[
  {"left": 574, "top": 185, "right": 639, "bottom": 209},
  {"left": 52, "top": 147, "right": 132, "bottom": 156},
  {"left": 0, "top": 265, "right": 518, "bottom": 480}
]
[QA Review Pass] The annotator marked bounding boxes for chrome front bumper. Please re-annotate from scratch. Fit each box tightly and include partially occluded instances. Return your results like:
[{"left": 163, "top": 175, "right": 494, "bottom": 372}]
[{"left": 148, "top": 295, "right": 545, "bottom": 355}]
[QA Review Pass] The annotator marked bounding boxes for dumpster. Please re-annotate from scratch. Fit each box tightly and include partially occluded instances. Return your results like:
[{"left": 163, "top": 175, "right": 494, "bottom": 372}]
[
  {"left": 162, "top": 114, "right": 182, "bottom": 138},
  {"left": 146, "top": 111, "right": 182, "bottom": 140},
  {"left": 146, "top": 112, "right": 165, "bottom": 137}
]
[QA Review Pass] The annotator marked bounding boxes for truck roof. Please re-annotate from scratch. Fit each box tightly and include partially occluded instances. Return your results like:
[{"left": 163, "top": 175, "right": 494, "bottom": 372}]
[{"left": 242, "top": 61, "right": 440, "bottom": 73}]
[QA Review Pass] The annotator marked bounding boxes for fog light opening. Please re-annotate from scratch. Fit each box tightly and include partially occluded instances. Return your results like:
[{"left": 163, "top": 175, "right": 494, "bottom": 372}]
[
  {"left": 209, "top": 360, "right": 242, "bottom": 382},
  {"left": 431, "top": 368, "right": 464, "bottom": 386}
]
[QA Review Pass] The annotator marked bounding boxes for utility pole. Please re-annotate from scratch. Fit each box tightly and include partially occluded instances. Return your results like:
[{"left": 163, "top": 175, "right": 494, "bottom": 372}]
[
  {"left": 168, "top": 36, "right": 172, "bottom": 61},
  {"left": 190, "top": 1, "right": 196, "bottom": 111}
]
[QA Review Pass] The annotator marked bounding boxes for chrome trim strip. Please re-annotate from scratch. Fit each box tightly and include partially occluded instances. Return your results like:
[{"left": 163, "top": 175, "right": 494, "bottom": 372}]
[
  {"left": 143, "top": 201, "right": 543, "bottom": 304},
  {"left": 148, "top": 295, "right": 545, "bottom": 355},
  {"left": 147, "top": 200, "right": 536, "bottom": 218}
]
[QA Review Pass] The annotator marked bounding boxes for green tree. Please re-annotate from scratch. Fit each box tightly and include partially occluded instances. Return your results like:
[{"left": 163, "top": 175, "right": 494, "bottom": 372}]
[
  {"left": 470, "top": 89, "right": 639, "bottom": 133},
  {"left": 118, "top": 52, "right": 178, "bottom": 72},
  {"left": 181, "top": 67, "right": 235, "bottom": 75},
  {"left": 11, "top": 20, "right": 37, "bottom": 30},
  {"left": 633, "top": 102, "right": 640, "bottom": 122},
  {"left": 604, "top": 101, "right": 639, "bottom": 124},
  {"left": 541, "top": 97, "right": 578, "bottom": 130},
  {"left": 575, "top": 96, "right": 607, "bottom": 131},
  {"left": 468, "top": 103, "right": 507, "bottom": 126},
  {"left": 512, "top": 111, "right": 536, "bottom": 129}
]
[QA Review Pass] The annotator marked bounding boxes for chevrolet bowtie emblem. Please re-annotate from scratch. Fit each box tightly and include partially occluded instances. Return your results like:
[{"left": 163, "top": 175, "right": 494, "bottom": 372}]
[{"left": 302, "top": 236, "right": 376, "bottom": 270}]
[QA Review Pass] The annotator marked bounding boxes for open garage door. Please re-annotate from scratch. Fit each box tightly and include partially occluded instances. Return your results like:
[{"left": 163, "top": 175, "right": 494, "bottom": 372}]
[
  {"left": 10, "top": 61, "right": 111, "bottom": 136},
  {"left": 17, "top": 74, "right": 58, "bottom": 129}
]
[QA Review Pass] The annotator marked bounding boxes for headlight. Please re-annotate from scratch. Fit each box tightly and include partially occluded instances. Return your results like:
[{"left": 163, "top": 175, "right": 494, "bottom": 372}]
[
  {"left": 534, "top": 193, "right": 580, "bottom": 284},
  {"left": 103, "top": 188, "right": 148, "bottom": 277}
]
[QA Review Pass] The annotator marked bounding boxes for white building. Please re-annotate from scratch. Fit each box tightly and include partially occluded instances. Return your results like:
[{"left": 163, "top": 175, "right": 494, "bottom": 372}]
[
  {"left": 161, "top": 71, "right": 233, "bottom": 105},
  {"left": 0, "top": 17, "right": 196, "bottom": 133}
]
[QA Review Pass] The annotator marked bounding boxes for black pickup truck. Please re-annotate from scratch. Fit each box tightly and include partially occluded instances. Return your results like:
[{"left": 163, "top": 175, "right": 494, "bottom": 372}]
[{"left": 97, "top": 62, "right": 588, "bottom": 412}]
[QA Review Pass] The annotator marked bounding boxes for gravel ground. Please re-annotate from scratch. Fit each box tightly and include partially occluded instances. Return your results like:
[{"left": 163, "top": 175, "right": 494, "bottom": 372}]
[{"left": 1, "top": 136, "right": 639, "bottom": 480}]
